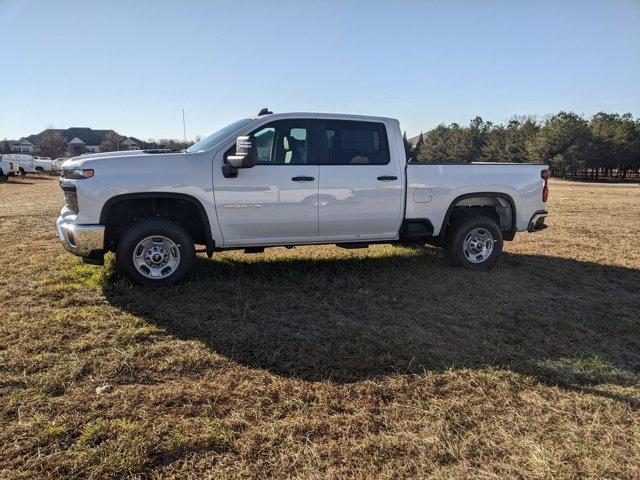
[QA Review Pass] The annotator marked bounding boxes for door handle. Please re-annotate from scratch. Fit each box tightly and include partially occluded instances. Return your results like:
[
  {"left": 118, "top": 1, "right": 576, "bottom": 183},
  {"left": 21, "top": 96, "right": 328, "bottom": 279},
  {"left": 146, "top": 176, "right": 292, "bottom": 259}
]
[
  {"left": 291, "top": 176, "right": 315, "bottom": 182},
  {"left": 377, "top": 175, "right": 398, "bottom": 181}
]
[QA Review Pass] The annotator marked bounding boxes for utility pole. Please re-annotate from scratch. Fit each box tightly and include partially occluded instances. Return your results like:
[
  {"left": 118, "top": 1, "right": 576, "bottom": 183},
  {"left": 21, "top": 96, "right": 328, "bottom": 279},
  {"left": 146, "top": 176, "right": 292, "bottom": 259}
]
[{"left": 182, "top": 109, "right": 187, "bottom": 143}]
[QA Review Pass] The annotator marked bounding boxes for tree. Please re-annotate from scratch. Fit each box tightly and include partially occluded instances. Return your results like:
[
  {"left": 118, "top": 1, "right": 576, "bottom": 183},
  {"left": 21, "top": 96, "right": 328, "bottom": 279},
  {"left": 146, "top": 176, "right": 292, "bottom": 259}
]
[
  {"left": 156, "top": 138, "right": 195, "bottom": 151},
  {"left": 467, "top": 116, "right": 492, "bottom": 162},
  {"left": 530, "top": 112, "right": 593, "bottom": 177},
  {"left": 402, "top": 131, "right": 412, "bottom": 161},
  {"left": 416, "top": 125, "right": 448, "bottom": 163},
  {"left": 100, "top": 132, "right": 126, "bottom": 152},
  {"left": 446, "top": 123, "right": 475, "bottom": 163},
  {"left": 0, "top": 139, "right": 11, "bottom": 154},
  {"left": 481, "top": 126, "right": 507, "bottom": 162},
  {"left": 38, "top": 132, "right": 68, "bottom": 158},
  {"left": 414, "top": 132, "right": 425, "bottom": 160}
]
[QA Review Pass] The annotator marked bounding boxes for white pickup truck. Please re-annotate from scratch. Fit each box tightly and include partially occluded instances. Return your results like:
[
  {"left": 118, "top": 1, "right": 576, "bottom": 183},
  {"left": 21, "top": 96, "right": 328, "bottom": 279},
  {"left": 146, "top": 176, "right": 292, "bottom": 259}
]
[{"left": 56, "top": 110, "right": 549, "bottom": 285}]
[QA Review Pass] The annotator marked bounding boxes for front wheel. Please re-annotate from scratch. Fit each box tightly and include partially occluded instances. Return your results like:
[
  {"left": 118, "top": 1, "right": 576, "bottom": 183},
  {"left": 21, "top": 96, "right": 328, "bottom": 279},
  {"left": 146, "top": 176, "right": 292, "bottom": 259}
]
[
  {"left": 116, "top": 218, "right": 195, "bottom": 285},
  {"left": 444, "top": 215, "right": 503, "bottom": 269}
]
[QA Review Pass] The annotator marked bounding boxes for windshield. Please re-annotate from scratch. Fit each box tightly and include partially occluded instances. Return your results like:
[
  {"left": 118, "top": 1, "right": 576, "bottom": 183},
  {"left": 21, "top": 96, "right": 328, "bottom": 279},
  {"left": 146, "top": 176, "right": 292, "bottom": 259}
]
[{"left": 186, "top": 118, "right": 255, "bottom": 153}]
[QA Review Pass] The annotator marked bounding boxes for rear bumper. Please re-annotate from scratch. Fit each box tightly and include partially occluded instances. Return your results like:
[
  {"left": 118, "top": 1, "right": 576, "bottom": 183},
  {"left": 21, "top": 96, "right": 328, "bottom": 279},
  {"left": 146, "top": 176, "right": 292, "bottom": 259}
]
[
  {"left": 56, "top": 214, "right": 105, "bottom": 258},
  {"left": 527, "top": 210, "right": 548, "bottom": 232}
]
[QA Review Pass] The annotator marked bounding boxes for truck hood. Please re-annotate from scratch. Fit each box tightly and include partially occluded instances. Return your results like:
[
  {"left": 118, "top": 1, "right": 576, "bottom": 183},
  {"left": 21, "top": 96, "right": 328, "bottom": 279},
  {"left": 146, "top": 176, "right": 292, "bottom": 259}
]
[
  {"left": 71, "top": 150, "right": 147, "bottom": 160},
  {"left": 62, "top": 150, "right": 185, "bottom": 170}
]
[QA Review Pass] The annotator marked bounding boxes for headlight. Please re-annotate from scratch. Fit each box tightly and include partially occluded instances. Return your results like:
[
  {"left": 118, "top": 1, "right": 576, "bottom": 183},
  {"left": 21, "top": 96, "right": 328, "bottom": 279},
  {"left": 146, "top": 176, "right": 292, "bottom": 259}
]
[{"left": 63, "top": 168, "right": 94, "bottom": 179}]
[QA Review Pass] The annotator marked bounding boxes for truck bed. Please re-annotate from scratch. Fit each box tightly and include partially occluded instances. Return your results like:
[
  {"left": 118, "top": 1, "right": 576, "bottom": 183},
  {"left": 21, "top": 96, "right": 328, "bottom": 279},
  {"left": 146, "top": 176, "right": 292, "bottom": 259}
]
[{"left": 405, "top": 162, "right": 548, "bottom": 235}]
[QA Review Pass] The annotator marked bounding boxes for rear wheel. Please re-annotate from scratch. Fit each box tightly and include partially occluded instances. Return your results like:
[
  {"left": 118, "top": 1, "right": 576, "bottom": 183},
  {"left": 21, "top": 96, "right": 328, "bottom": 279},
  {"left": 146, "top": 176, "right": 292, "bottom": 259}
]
[
  {"left": 0, "top": 172, "right": 7, "bottom": 183},
  {"left": 444, "top": 215, "right": 503, "bottom": 269},
  {"left": 116, "top": 218, "right": 195, "bottom": 285},
  {"left": 19, "top": 167, "right": 26, "bottom": 176}
]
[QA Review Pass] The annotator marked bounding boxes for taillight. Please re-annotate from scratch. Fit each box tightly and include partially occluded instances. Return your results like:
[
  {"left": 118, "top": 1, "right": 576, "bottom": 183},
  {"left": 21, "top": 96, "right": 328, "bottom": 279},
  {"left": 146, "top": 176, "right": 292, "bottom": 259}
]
[{"left": 541, "top": 169, "right": 550, "bottom": 202}]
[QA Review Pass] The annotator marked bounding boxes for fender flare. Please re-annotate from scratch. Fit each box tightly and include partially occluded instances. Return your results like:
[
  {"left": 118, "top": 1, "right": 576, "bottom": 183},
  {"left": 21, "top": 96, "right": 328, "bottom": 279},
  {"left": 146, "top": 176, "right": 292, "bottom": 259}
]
[
  {"left": 439, "top": 191, "right": 517, "bottom": 241},
  {"left": 99, "top": 192, "right": 215, "bottom": 255}
]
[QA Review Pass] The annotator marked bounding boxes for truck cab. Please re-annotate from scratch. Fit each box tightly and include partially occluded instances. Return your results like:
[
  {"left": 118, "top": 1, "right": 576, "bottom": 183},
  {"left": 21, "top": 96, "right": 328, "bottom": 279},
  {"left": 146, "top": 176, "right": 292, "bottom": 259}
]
[{"left": 56, "top": 110, "right": 549, "bottom": 285}]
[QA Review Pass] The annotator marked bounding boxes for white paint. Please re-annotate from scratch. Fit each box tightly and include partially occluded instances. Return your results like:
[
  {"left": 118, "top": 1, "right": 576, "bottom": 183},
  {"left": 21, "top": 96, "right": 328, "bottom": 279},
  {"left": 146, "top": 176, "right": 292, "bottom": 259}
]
[{"left": 56, "top": 112, "right": 548, "bottom": 255}]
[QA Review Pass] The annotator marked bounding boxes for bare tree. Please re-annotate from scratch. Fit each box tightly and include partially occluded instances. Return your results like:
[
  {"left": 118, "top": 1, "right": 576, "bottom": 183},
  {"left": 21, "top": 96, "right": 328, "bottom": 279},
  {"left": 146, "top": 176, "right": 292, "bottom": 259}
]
[
  {"left": 100, "top": 132, "right": 126, "bottom": 152},
  {"left": 0, "top": 139, "right": 12, "bottom": 154},
  {"left": 38, "top": 132, "right": 68, "bottom": 158}
]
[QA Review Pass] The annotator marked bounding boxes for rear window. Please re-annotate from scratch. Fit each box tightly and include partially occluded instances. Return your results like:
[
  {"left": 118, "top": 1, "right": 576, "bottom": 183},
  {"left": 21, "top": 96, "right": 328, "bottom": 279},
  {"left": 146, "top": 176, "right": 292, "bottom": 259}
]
[{"left": 320, "top": 120, "right": 389, "bottom": 165}]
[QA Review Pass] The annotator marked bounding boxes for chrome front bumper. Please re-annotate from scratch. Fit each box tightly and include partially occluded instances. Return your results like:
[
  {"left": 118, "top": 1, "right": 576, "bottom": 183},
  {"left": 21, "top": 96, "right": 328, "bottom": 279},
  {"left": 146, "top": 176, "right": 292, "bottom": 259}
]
[{"left": 56, "top": 215, "right": 105, "bottom": 258}]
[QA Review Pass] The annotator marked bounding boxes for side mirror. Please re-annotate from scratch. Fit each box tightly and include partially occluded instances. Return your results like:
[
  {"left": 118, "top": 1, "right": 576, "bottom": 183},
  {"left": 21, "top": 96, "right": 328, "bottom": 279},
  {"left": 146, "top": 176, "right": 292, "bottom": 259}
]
[{"left": 226, "top": 135, "right": 256, "bottom": 169}]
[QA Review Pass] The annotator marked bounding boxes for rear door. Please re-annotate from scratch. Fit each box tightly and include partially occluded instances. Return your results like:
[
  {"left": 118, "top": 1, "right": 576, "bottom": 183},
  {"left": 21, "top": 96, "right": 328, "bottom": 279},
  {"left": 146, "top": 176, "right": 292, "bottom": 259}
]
[
  {"left": 213, "top": 119, "right": 319, "bottom": 245},
  {"left": 317, "top": 119, "right": 404, "bottom": 240}
]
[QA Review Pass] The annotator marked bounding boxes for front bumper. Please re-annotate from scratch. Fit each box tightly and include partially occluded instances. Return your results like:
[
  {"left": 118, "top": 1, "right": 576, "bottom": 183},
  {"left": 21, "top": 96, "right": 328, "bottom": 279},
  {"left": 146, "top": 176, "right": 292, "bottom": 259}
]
[
  {"left": 527, "top": 210, "right": 548, "bottom": 232},
  {"left": 56, "top": 214, "right": 105, "bottom": 258}
]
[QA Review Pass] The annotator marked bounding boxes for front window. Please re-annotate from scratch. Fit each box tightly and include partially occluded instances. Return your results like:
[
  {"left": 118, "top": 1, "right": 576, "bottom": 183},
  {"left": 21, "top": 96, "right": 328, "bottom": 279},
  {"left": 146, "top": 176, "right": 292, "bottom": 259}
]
[
  {"left": 224, "top": 120, "right": 312, "bottom": 165},
  {"left": 186, "top": 118, "right": 255, "bottom": 153}
]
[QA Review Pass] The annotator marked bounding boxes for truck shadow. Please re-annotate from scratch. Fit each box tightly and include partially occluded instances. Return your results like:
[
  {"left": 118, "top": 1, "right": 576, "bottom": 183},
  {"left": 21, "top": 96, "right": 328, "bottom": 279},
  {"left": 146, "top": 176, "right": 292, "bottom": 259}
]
[{"left": 102, "top": 248, "right": 640, "bottom": 402}]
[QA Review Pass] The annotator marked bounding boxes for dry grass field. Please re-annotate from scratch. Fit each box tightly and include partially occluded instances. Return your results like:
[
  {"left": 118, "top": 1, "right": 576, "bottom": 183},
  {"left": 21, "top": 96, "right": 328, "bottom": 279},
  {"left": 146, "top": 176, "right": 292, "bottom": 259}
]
[{"left": 0, "top": 176, "right": 639, "bottom": 479}]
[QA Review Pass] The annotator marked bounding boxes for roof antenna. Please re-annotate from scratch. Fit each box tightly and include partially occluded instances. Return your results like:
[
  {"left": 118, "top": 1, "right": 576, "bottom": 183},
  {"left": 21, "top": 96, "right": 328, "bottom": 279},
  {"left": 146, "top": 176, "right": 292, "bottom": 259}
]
[
  {"left": 258, "top": 107, "right": 272, "bottom": 116},
  {"left": 182, "top": 108, "right": 187, "bottom": 143}
]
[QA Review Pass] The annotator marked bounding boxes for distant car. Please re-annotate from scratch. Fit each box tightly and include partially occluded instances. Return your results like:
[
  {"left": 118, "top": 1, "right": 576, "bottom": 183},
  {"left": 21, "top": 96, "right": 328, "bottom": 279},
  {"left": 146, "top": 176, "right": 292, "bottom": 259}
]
[{"left": 51, "top": 158, "right": 68, "bottom": 172}]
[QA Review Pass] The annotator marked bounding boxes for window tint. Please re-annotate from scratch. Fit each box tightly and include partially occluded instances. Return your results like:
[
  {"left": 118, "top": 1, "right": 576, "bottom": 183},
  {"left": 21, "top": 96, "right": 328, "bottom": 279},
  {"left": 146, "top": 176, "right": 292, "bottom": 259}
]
[
  {"left": 320, "top": 121, "right": 389, "bottom": 165},
  {"left": 223, "top": 120, "right": 312, "bottom": 165},
  {"left": 253, "top": 127, "right": 275, "bottom": 163}
]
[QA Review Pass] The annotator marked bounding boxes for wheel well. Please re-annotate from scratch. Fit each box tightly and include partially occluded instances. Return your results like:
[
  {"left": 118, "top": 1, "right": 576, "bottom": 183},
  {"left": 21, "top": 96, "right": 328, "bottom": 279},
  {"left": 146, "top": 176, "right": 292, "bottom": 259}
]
[
  {"left": 101, "top": 195, "right": 211, "bottom": 252},
  {"left": 440, "top": 194, "right": 516, "bottom": 241}
]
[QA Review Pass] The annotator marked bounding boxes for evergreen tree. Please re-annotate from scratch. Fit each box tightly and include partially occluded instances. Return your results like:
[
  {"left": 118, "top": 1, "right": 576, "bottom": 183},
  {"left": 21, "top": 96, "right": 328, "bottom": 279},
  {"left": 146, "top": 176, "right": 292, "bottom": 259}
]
[{"left": 402, "top": 131, "right": 412, "bottom": 161}]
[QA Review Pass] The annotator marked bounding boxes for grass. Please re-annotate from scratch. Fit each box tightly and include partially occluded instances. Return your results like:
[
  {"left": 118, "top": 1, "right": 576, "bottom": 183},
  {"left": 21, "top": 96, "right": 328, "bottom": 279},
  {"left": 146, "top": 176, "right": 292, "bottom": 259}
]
[{"left": 0, "top": 175, "right": 639, "bottom": 479}]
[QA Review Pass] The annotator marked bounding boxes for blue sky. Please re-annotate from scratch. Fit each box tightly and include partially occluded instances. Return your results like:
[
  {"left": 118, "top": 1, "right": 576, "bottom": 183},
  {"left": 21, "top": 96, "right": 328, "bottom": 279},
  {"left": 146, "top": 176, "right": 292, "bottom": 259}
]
[{"left": 1, "top": 0, "right": 639, "bottom": 140}]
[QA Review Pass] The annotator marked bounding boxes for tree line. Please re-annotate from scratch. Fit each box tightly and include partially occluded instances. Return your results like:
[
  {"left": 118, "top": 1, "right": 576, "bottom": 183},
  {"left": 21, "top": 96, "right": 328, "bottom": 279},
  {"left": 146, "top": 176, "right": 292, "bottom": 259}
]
[{"left": 404, "top": 112, "right": 640, "bottom": 180}]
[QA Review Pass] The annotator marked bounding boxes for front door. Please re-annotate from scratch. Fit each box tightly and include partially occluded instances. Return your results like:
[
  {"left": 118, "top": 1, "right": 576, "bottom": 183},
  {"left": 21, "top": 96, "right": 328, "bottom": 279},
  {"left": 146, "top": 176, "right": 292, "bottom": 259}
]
[
  {"left": 317, "top": 119, "right": 404, "bottom": 240},
  {"left": 213, "top": 119, "right": 318, "bottom": 245}
]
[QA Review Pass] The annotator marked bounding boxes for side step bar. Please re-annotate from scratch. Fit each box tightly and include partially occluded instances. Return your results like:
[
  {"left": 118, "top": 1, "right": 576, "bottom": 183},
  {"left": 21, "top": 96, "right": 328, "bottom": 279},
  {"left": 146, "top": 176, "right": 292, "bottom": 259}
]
[{"left": 336, "top": 242, "right": 369, "bottom": 249}]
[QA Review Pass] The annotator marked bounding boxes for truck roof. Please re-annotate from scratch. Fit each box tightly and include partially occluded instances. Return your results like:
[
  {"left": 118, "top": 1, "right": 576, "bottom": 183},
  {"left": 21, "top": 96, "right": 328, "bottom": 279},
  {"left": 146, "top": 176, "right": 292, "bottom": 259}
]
[{"left": 249, "top": 112, "right": 399, "bottom": 124}]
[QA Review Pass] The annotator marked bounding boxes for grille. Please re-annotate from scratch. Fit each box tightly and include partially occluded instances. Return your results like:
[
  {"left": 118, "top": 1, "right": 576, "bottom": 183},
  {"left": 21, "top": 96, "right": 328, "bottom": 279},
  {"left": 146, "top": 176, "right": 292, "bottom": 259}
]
[{"left": 63, "top": 187, "right": 79, "bottom": 213}]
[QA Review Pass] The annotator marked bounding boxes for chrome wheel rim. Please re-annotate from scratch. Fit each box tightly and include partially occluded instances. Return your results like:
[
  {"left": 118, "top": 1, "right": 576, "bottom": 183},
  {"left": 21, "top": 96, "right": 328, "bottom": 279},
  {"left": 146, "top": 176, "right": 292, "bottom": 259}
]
[
  {"left": 463, "top": 228, "right": 494, "bottom": 264},
  {"left": 133, "top": 235, "right": 181, "bottom": 279}
]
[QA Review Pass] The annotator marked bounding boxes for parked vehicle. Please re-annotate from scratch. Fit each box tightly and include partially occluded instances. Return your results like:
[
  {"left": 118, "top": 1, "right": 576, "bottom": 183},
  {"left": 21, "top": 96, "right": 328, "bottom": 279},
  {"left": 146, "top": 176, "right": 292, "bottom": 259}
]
[
  {"left": 52, "top": 158, "right": 68, "bottom": 172},
  {"left": 4, "top": 154, "right": 36, "bottom": 176},
  {"left": 56, "top": 110, "right": 550, "bottom": 285},
  {"left": 0, "top": 157, "right": 14, "bottom": 182},
  {"left": 34, "top": 157, "right": 53, "bottom": 173}
]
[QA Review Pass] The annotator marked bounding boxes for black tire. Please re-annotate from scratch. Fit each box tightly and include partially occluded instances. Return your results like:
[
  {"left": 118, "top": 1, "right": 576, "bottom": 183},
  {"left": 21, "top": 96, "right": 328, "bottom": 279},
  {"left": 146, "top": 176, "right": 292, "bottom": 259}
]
[
  {"left": 35, "top": 167, "right": 44, "bottom": 172},
  {"left": 444, "top": 215, "right": 503, "bottom": 270},
  {"left": 0, "top": 172, "right": 7, "bottom": 183},
  {"left": 116, "top": 218, "right": 195, "bottom": 285},
  {"left": 19, "top": 167, "right": 26, "bottom": 176}
]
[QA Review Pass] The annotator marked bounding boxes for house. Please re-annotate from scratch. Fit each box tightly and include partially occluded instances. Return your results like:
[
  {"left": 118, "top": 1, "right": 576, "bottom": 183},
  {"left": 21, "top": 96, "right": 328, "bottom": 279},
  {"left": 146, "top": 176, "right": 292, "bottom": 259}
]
[
  {"left": 9, "top": 138, "right": 36, "bottom": 153},
  {"left": 12, "top": 128, "right": 165, "bottom": 156},
  {"left": 25, "top": 127, "right": 117, "bottom": 155}
]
